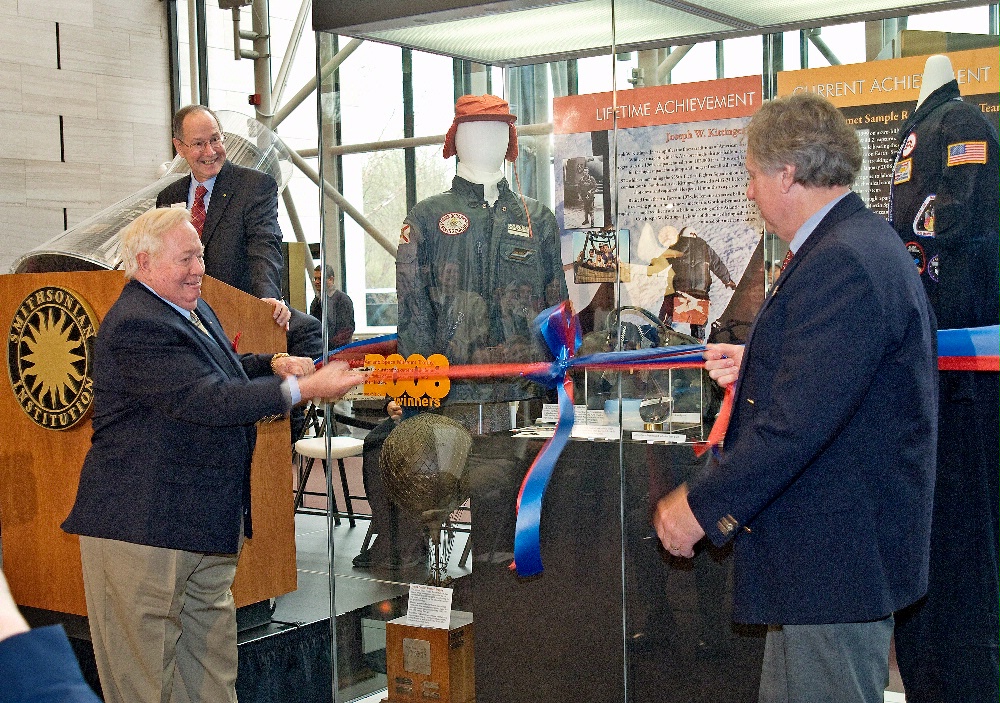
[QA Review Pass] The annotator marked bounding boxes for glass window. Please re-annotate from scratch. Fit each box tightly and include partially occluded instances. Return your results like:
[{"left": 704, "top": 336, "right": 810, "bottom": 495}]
[
  {"left": 670, "top": 41, "right": 718, "bottom": 83},
  {"left": 907, "top": 6, "right": 992, "bottom": 31},
  {"left": 724, "top": 35, "right": 766, "bottom": 77}
]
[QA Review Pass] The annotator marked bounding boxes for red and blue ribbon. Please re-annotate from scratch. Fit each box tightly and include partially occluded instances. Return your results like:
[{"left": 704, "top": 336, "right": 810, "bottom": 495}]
[
  {"left": 317, "top": 313, "right": 996, "bottom": 577},
  {"left": 938, "top": 325, "right": 999, "bottom": 371}
]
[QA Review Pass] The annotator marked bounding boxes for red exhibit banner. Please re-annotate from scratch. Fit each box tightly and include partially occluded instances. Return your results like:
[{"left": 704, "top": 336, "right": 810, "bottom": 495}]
[{"left": 553, "top": 75, "right": 762, "bottom": 134}]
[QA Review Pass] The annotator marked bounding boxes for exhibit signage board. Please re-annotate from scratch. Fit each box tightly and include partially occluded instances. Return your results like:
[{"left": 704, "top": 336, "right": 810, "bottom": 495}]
[
  {"left": 551, "top": 76, "right": 764, "bottom": 342},
  {"left": 776, "top": 46, "right": 998, "bottom": 219}
]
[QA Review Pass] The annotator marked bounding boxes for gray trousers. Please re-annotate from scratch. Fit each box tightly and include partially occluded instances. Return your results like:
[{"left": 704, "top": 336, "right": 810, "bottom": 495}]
[{"left": 759, "top": 616, "right": 894, "bottom": 703}]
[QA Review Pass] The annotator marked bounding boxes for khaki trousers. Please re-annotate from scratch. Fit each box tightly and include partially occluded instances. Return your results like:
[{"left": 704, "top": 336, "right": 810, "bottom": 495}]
[{"left": 79, "top": 535, "right": 240, "bottom": 703}]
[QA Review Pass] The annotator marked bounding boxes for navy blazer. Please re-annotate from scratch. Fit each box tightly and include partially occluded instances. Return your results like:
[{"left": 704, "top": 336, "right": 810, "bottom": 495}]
[
  {"left": 687, "top": 192, "right": 938, "bottom": 625},
  {"left": 62, "top": 281, "right": 288, "bottom": 554},
  {"left": 156, "top": 160, "right": 284, "bottom": 300},
  {"left": 0, "top": 626, "right": 101, "bottom": 703}
]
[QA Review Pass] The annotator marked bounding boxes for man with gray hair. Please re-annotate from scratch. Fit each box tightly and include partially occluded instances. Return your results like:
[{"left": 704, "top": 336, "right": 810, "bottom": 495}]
[
  {"left": 654, "top": 92, "right": 937, "bottom": 702},
  {"left": 62, "top": 207, "right": 364, "bottom": 703}
]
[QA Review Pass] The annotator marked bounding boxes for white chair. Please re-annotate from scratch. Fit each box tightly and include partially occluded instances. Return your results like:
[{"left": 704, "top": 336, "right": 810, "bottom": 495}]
[{"left": 292, "top": 435, "right": 365, "bottom": 527}]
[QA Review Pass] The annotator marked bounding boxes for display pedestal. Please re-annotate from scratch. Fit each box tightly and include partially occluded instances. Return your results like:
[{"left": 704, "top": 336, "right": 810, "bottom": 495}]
[{"left": 385, "top": 611, "right": 474, "bottom": 703}]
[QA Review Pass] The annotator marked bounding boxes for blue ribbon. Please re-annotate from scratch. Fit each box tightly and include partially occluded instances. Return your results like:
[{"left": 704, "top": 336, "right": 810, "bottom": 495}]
[
  {"left": 315, "top": 332, "right": 398, "bottom": 365},
  {"left": 512, "top": 302, "right": 705, "bottom": 576},
  {"left": 937, "top": 325, "right": 999, "bottom": 359}
]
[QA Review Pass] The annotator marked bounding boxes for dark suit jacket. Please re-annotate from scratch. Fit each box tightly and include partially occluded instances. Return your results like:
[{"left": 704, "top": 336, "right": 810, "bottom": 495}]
[
  {"left": 309, "top": 288, "right": 356, "bottom": 348},
  {"left": 156, "top": 160, "right": 284, "bottom": 300},
  {"left": 62, "top": 280, "right": 288, "bottom": 554},
  {"left": 287, "top": 307, "right": 323, "bottom": 360},
  {"left": 687, "top": 192, "right": 938, "bottom": 625},
  {"left": 0, "top": 626, "right": 101, "bottom": 703}
]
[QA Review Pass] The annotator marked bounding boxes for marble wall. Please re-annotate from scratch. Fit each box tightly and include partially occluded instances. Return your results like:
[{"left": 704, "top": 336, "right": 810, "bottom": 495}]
[{"left": 0, "top": 0, "right": 172, "bottom": 272}]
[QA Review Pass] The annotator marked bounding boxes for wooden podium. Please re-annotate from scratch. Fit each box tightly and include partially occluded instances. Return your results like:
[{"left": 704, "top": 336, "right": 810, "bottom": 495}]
[{"left": 0, "top": 271, "right": 296, "bottom": 616}]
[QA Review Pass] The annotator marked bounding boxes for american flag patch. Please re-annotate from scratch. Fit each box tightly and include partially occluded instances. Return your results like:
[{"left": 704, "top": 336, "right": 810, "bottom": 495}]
[{"left": 947, "top": 141, "right": 987, "bottom": 166}]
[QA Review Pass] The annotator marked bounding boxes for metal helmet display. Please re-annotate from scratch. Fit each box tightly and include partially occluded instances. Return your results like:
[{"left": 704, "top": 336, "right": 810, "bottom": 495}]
[
  {"left": 11, "top": 110, "right": 293, "bottom": 275},
  {"left": 380, "top": 413, "right": 473, "bottom": 584}
]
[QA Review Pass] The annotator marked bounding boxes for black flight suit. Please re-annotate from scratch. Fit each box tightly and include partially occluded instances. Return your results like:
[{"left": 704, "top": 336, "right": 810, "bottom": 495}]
[{"left": 889, "top": 79, "right": 1000, "bottom": 703}]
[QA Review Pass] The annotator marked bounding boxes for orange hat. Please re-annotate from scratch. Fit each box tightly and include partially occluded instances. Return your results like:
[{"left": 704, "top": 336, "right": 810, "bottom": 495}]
[{"left": 443, "top": 94, "right": 518, "bottom": 162}]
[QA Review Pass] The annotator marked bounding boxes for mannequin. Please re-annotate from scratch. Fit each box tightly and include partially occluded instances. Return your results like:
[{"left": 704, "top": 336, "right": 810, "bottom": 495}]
[
  {"left": 890, "top": 53, "right": 1000, "bottom": 703},
  {"left": 656, "top": 226, "right": 736, "bottom": 340},
  {"left": 376, "top": 95, "right": 569, "bottom": 573},
  {"left": 396, "top": 93, "right": 567, "bottom": 429},
  {"left": 915, "top": 54, "right": 955, "bottom": 109},
  {"left": 455, "top": 120, "right": 508, "bottom": 206}
]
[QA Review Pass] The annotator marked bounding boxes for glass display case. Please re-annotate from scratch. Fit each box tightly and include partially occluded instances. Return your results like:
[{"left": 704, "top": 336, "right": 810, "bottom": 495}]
[
  {"left": 308, "top": 6, "right": 763, "bottom": 701},
  {"left": 303, "top": 2, "right": 996, "bottom": 702}
]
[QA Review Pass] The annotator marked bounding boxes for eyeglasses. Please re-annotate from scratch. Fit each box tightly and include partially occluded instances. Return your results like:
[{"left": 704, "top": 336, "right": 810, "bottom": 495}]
[{"left": 177, "top": 134, "right": 225, "bottom": 152}]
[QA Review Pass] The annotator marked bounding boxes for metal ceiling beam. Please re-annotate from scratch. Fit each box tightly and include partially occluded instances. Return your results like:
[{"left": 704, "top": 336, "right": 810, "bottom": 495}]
[
  {"left": 806, "top": 28, "right": 841, "bottom": 66},
  {"left": 287, "top": 149, "right": 398, "bottom": 258},
  {"left": 647, "top": 0, "right": 759, "bottom": 30},
  {"left": 272, "top": 0, "right": 311, "bottom": 108},
  {"left": 656, "top": 45, "right": 694, "bottom": 84}
]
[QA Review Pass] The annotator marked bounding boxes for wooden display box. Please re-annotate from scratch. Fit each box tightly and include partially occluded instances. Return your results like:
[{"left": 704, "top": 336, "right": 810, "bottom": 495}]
[{"left": 385, "top": 611, "right": 474, "bottom": 703}]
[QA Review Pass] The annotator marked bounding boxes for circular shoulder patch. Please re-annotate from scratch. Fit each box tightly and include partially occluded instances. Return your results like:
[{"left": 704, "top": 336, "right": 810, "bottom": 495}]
[
  {"left": 905, "top": 241, "right": 926, "bottom": 274},
  {"left": 438, "top": 212, "right": 470, "bottom": 236},
  {"left": 8, "top": 286, "right": 99, "bottom": 430},
  {"left": 901, "top": 132, "right": 917, "bottom": 158},
  {"left": 927, "top": 254, "right": 940, "bottom": 283}
]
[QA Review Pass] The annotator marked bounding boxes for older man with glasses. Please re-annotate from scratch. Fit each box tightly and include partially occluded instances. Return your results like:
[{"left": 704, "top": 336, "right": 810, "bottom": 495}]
[{"left": 157, "top": 104, "right": 290, "bottom": 329}]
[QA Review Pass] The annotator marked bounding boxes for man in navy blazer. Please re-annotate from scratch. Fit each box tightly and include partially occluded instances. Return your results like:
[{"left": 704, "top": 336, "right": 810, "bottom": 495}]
[
  {"left": 156, "top": 105, "right": 290, "bottom": 327},
  {"left": 654, "top": 93, "right": 937, "bottom": 702},
  {"left": 62, "top": 207, "right": 363, "bottom": 703},
  {"left": 0, "top": 568, "right": 100, "bottom": 703}
]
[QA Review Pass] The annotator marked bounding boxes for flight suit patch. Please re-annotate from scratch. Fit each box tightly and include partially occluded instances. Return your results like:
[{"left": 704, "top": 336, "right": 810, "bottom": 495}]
[
  {"left": 439, "top": 212, "right": 470, "bottom": 235},
  {"left": 507, "top": 246, "right": 534, "bottom": 263},
  {"left": 893, "top": 158, "right": 912, "bottom": 185},
  {"left": 508, "top": 223, "right": 531, "bottom": 238},
  {"left": 947, "top": 141, "right": 987, "bottom": 166},
  {"left": 905, "top": 241, "right": 926, "bottom": 274},
  {"left": 913, "top": 194, "right": 935, "bottom": 237}
]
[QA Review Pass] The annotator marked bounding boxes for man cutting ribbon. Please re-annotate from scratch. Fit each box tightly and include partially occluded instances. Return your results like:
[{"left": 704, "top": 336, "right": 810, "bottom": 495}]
[{"left": 653, "top": 93, "right": 937, "bottom": 703}]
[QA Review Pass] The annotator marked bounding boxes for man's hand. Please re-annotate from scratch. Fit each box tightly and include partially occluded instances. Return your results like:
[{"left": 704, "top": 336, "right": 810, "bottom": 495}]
[
  {"left": 703, "top": 343, "right": 744, "bottom": 388},
  {"left": 386, "top": 400, "right": 403, "bottom": 422},
  {"left": 262, "top": 298, "right": 291, "bottom": 329},
  {"left": 652, "top": 484, "right": 705, "bottom": 558},
  {"left": 272, "top": 355, "right": 316, "bottom": 379},
  {"left": 0, "top": 569, "right": 29, "bottom": 643},
  {"left": 298, "top": 360, "right": 366, "bottom": 403}
]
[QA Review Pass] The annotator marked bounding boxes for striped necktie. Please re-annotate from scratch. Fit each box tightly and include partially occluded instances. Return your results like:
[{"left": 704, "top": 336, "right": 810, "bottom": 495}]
[
  {"left": 191, "top": 184, "right": 208, "bottom": 237},
  {"left": 190, "top": 310, "right": 212, "bottom": 338},
  {"left": 778, "top": 248, "right": 794, "bottom": 276}
]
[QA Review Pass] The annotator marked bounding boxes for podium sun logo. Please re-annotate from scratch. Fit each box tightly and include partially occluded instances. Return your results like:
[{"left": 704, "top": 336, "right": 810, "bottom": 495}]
[{"left": 8, "top": 287, "right": 98, "bottom": 430}]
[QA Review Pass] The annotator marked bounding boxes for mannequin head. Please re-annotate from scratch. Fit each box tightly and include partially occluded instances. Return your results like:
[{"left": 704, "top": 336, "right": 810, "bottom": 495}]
[
  {"left": 917, "top": 55, "right": 955, "bottom": 108},
  {"left": 443, "top": 94, "right": 518, "bottom": 162},
  {"left": 455, "top": 121, "right": 510, "bottom": 175}
]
